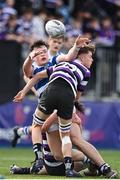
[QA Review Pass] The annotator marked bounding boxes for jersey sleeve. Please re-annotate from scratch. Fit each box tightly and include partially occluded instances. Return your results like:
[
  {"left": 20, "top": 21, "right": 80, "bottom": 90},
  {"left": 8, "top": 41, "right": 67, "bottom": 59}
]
[
  {"left": 46, "top": 66, "right": 54, "bottom": 77},
  {"left": 51, "top": 55, "right": 59, "bottom": 65},
  {"left": 77, "top": 71, "right": 90, "bottom": 91}
]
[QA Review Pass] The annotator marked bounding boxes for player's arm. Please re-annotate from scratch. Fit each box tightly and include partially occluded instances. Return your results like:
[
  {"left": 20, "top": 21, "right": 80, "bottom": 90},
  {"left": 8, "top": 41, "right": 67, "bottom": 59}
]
[
  {"left": 13, "top": 70, "right": 48, "bottom": 102},
  {"left": 75, "top": 91, "right": 82, "bottom": 101},
  {"left": 22, "top": 49, "right": 41, "bottom": 77},
  {"left": 57, "top": 36, "right": 90, "bottom": 62},
  {"left": 24, "top": 75, "right": 38, "bottom": 97}
]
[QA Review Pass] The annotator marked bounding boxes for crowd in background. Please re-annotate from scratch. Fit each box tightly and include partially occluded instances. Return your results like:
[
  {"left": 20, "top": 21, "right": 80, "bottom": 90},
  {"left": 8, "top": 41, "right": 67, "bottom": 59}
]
[
  {"left": 0, "top": 0, "right": 119, "bottom": 59},
  {"left": 0, "top": 0, "right": 119, "bottom": 101}
]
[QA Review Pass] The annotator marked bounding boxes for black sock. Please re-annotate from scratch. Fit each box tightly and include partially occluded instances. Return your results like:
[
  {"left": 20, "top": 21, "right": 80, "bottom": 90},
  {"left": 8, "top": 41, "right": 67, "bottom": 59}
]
[
  {"left": 33, "top": 143, "right": 43, "bottom": 160},
  {"left": 99, "top": 163, "right": 111, "bottom": 175},
  {"left": 64, "top": 157, "right": 72, "bottom": 171}
]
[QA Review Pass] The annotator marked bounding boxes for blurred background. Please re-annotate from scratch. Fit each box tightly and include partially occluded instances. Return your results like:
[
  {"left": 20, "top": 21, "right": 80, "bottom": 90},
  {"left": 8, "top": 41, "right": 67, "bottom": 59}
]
[{"left": 0, "top": 0, "right": 120, "bottom": 149}]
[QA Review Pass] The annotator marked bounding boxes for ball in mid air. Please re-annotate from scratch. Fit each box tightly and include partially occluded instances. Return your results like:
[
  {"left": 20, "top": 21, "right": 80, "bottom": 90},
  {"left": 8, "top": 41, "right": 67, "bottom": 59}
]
[{"left": 45, "top": 19, "right": 66, "bottom": 37}]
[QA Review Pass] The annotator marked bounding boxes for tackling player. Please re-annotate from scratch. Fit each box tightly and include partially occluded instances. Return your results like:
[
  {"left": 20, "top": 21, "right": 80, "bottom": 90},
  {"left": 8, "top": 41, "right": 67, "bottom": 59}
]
[{"left": 13, "top": 43, "right": 118, "bottom": 178}]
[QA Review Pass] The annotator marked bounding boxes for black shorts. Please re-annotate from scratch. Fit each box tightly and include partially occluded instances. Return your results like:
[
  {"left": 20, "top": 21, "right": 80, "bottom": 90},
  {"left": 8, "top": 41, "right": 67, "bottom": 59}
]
[
  {"left": 38, "top": 78, "right": 75, "bottom": 119},
  {"left": 44, "top": 163, "right": 65, "bottom": 176}
]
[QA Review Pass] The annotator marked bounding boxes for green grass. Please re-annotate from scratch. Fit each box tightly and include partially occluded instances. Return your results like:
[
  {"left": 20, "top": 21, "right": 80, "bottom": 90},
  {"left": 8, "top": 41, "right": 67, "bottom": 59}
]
[{"left": 0, "top": 148, "right": 120, "bottom": 179}]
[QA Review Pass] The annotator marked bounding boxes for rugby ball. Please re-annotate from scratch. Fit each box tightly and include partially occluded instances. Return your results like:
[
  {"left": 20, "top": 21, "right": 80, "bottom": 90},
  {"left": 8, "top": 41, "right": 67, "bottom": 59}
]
[{"left": 45, "top": 19, "right": 66, "bottom": 37}]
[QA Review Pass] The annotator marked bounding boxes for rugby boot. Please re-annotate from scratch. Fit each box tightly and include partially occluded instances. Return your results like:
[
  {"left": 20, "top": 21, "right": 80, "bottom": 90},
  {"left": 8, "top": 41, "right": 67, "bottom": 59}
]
[
  {"left": 11, "top": 127, "right": 20, "bottom": 147},
  {"left": 99, "top": 164, "right": 119, "bottom": 179},
  {"left": 84, "top": 161, "right": 101, "bottom": 176},
  {"left": 104, "top": 170, "right": 119, "bottom": 179},
  {"left": 10, "top": 164, "right": 30, "bottom": 174},
  {"left": 66, "top": 169, "right": 82, "bottom": 178},
  {"left": 30, "top": 158, "right": 44, "bottom": 174}
]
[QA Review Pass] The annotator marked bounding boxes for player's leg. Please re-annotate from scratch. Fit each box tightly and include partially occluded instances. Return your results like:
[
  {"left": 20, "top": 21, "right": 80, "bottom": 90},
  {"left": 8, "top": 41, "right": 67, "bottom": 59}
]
[
  {"left": 58, "top": 117, "right": 82, "bottom": 177},
  {"left": 11, "top": 126, "right": 32, "bottom": 147},
  {"left": 47, "top": 129, "right": 88, "bottom": 163},
  {"left": 71, "top": 122, "right": 118, "bottom": 178},
  {"left": 31, "top": 107, "right": 49, "bottom": 174},
  {"left": 10, "top": 164, "right": 47, "bottom": 175}
]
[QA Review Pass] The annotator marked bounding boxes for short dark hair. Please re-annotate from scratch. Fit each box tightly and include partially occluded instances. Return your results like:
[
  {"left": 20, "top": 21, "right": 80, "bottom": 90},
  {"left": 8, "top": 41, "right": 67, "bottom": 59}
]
[
  {"left": 30, "top": 40, "right": 49, "bottom": 51},
  {"left": 78, "top": 43, "right": 95, "bottom": 56}
]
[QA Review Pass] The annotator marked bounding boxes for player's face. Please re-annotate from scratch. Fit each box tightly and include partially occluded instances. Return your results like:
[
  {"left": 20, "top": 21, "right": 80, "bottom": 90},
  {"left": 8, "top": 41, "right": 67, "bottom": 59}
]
[
  {"left": 80, "top": 51, "right": 93, "bottom": 68},
  {"left": 34, "top": 46, "right": 49, "bottom": 66},
  {"left": 48, "top": 37, "right": 64, "bottom": 53}
]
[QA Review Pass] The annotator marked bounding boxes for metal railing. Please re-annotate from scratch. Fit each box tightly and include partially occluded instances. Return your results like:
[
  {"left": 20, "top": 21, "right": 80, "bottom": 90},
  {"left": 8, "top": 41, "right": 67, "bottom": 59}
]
[{"left": 84, "top": 46, "right": 120, "bottom": 100}]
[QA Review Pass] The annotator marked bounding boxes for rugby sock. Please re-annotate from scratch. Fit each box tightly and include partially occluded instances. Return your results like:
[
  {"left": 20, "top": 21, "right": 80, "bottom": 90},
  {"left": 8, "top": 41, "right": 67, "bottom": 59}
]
[
  {"left": 64, "top": 157, "right": 72, "bottom": 170},
  {"left": 99, "top": 163, "right": 111, "bottom": 175},
  {"left": 33, "top": 143, "right": 43, "bottom": 160},
  {"left": 84, "top": 156, "right": 91, "bottom": 164},
  {"left": 17, "top": 126, "right": 31, "bottom": 136}
]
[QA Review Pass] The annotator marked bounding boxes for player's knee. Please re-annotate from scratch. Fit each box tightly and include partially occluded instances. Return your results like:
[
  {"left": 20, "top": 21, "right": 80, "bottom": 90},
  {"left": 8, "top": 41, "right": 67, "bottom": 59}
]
[
  {"left": 33, "top": 113, "right": 45, "bottom": 126},
  {"left": 59, "top": 121, "right": 71, "bottom": 133}
]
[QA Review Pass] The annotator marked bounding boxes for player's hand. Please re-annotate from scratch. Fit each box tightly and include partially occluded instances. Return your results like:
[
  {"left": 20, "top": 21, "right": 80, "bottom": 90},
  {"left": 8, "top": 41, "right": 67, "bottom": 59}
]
[
  {"left": 29, "top": 50, "right": 41, "bottom": 60},
  {"left": 75, "top": 35, "right": 91, "bottom": 48},
  {"left": 72, "top": 113, "right": 81, "bottom": 125},
  {"left": 74, "top": 101, "right": 85, "bottom": 113},
  {"left": 13, "top": 90, "right": 25, "bottom": 102}
]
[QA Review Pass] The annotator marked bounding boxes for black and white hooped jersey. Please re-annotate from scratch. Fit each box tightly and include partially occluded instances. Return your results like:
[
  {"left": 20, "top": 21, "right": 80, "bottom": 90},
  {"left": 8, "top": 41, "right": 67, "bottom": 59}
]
[{"left": 47, "top": 59, "right": 91, "bottom": 97}]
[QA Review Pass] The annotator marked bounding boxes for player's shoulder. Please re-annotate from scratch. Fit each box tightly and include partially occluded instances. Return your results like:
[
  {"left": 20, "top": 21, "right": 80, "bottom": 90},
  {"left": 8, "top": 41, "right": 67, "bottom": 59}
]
[
  {"left": 32, "top": 62, "right": 46, "bottom": 74},
  {"left": 49, "top": 52, "right": 62, "bottom": 64},
  {"left": 72, "top": 59, "right": 91, "bottom": 77}
]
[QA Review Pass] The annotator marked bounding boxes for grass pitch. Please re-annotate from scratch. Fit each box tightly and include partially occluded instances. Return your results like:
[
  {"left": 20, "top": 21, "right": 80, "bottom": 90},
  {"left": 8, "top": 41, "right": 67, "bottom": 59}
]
[{"left": 0, "top": 148, "right": 120, "bottom": 179}]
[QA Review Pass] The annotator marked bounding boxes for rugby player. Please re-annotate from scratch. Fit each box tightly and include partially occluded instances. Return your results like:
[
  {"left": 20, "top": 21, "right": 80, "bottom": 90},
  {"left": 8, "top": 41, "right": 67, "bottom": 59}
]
[
  {"left": 13, "top": 36, "right": 90, "bottom": 177},
  {"left": 13, "top": 43, "right": 118, "bottom": 178}
]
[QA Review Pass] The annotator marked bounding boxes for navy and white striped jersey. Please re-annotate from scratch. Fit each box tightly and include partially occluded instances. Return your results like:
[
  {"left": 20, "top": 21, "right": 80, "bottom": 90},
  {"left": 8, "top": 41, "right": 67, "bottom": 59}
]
[
  {"left": 42, "top": 133, "right": 63, "bottom": 167},
  {"left": 32, "top": 53, "right": 61, "bottom": 97},
  {"left": 47, "top": 59, "right": 91, "bottom": 97}
]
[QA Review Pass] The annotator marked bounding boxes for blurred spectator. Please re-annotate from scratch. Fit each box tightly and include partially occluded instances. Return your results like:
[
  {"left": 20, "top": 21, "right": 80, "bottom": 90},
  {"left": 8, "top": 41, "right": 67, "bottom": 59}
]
[
  {"left": 114, "top": 9, "right": 120, "bottom": 47},
  {"left": 55, "top": 0, "right": 74, "bottom": 24},
  {"left": 0, "top": 4, "right": 7, "bottom": 40},
  {"left": 18, "top": 8, "right": 35, "bottom": 58},
  {"left": 62, "top": 35, "right": 77, "bottom": 53},
  {"left": 31, "top": 0, "right": 43, "bottom": 14},
  {"left": 66, "top": 17, "right": 83, "bottom": 37},
  {"left": 83, "top": 0, "right": 107, "bottom": 18},
  {"left": 84, "top": 17, "right": 101, "bottom": 41},
  {"left": 2, "top": 0, "right": 17, "bottom": 21},
  {"left": 4, "top": 14, "right": 24, "bottom": 43},
  {"left": 105, "top": 0, "right": 120, "bottom": 6},
  {"left": 32, "top": 9, "right": 47, "bottom": 41},
  {"left": 95, "top": 16, "right": 115, "bottom": 46},
  {"left": 14, "top": 0, "right": 32, "bottom": 16},
  {"left": 43, "top": 0, "right": 57, "bottom": 14},
  {"left": 44, "top": 0, "right": 74, "bottom": 24}
]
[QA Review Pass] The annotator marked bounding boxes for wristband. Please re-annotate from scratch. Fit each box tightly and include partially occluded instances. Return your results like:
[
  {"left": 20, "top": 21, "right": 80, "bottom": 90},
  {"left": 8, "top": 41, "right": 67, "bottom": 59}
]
[
  {"left": 75, "top": 47, "right": 80, "bottom": 52},
  {"left": 74, "top": 43, "right": 80, "bottom": 52}
]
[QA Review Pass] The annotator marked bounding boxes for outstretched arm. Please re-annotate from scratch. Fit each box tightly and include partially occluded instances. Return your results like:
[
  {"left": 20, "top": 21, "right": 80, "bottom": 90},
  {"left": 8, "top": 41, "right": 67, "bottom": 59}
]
[
  {"left": 23, "top": 49, "right": 41, "bottom": 77},
  {"left": 24, "top": 75, "right": 38, "bottom": 97},
  {"left": 57, "top": 35, "right": 91, "bottom": 62},
  {"left": 13, "top": 70, "right": 48, "bottom": 102}
]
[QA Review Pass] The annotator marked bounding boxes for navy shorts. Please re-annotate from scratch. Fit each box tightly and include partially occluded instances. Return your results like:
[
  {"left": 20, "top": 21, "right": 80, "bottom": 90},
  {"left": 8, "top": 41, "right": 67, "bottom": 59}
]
[{"left": 44, "top": 163, "right": 65, "bottom": 176}]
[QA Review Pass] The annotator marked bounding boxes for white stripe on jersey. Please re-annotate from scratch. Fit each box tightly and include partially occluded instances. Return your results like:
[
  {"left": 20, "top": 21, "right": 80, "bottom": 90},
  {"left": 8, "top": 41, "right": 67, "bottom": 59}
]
[
  {"left": 76, "top": 67, "right": 84, "bottom": 81},
  {"left": 49, "top": 71, "right": 77, "bottom": 97},
  {"left": 80, "top": 81, "right": 88, "bottom": 86}
]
